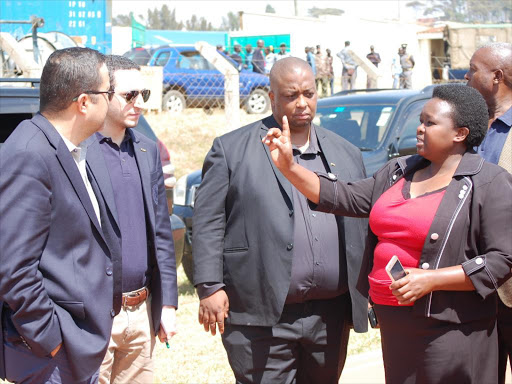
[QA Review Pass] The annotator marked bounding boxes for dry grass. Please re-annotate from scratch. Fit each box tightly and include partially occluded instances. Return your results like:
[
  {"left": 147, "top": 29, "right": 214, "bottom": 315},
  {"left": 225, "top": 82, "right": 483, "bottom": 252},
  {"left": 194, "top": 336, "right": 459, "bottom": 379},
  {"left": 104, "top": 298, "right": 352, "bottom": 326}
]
[{"left": 145, "top": 109, "right": 263, "bottom": 180}]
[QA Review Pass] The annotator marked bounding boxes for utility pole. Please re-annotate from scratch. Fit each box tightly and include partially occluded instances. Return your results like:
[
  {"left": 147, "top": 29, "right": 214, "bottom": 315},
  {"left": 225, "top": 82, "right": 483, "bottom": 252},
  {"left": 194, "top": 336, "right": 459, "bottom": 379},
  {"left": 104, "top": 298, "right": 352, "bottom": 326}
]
[{"left": 294, "top": 0, "right": 299, "bottom": 16}]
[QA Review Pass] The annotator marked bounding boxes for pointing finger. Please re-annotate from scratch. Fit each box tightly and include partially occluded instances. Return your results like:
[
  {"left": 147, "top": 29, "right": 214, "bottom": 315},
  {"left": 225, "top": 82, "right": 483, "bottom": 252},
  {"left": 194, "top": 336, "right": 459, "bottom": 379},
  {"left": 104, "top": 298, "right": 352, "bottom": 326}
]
[{"left": 282, "top": 115, "right": 290, "bottom": 138}]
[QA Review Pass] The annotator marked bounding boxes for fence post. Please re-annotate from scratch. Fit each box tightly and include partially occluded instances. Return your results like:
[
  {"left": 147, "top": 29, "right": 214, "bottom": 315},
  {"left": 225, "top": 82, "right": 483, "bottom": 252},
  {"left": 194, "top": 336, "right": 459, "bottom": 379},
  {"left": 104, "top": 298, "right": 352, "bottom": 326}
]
[
  {"left": 195, "top": 41, "right": 240, "bottom": 132},
  {"left": 348, "top": 49, "right": 381, "bottom": 88}
]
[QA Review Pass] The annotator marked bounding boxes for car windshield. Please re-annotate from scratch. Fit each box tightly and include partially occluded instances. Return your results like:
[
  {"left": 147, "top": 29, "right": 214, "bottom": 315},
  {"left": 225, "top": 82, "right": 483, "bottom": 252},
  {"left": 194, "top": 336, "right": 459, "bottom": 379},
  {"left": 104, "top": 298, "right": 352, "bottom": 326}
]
[
  {"left": 313, "top": 104, "right": 396, "bottom": 150},
  {"left": 124, "top": 49, "right": 154, "bottom": 65}
]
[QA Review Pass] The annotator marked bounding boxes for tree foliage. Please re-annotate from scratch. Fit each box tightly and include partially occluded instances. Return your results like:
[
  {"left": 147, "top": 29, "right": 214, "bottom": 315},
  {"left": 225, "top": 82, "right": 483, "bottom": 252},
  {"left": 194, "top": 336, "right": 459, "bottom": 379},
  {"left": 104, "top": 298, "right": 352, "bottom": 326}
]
[
  {"left": 265, "top": 4, "right": 276, "bottom": 14},
  {"left": 307, "top": 7, "right": 344, "bottom": 18},
  {"left": 406, "top": 0, "right": 512, "bottom": 23},
  {"left": 220, "top": 11, "right": 240, "bottom": 31},
  {"left": 185, "top": 15, "right": 215, "bottom": 31},
  {"left": 146, "top": 5, "right": 184, "bottom": 30},
  {"left": 112, "top": 13, "right": 132, "bottom": 27},
  {"left": 113, "top": 5, "right": 241, "bottom": 31}
]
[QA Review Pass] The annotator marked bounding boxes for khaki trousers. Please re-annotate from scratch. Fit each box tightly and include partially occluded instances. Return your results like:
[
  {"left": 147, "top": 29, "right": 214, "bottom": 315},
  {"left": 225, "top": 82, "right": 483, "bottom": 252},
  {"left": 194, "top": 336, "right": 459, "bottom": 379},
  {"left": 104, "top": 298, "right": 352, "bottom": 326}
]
[{"left": 99, "top": 297, "right": 155, "bottom": 384}]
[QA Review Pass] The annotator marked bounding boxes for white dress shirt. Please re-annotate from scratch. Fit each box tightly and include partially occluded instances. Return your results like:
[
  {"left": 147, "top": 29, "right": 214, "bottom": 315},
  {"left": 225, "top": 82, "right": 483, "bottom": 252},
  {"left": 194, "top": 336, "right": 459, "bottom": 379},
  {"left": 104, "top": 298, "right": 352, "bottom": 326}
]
[{"left": 58, "top": 133, "right": 101, "bottom": 226}]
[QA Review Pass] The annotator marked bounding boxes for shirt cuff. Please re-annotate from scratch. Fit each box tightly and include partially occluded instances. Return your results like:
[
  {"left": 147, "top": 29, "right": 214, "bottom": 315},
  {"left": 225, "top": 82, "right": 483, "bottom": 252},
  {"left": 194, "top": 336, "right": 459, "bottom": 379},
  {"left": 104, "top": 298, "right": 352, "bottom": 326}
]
[{"left": 196, "top": 283, "right": 225, "bottom": 300}]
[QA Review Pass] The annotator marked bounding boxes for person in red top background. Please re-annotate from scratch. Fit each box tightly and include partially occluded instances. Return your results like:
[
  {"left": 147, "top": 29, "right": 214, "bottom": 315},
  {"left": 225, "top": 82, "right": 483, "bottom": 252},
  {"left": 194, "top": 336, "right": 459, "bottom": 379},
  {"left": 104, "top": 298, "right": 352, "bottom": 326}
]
[{"left": 263, "top": 84, "right": 512, "bottom": 384}]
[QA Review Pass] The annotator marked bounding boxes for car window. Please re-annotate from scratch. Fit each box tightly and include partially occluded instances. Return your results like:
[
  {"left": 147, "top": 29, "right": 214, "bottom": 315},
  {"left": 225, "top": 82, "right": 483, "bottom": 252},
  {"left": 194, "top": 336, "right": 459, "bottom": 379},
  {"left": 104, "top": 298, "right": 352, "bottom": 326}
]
[
  {"left": 155, "top": 52, "right": 170, "bottom": 67},
  {"left": 313, "top": 104, "right": 396, "bottom": 150},
  {"left": 125, "top": 49, "right": 152, "bottom": 65},
  {"left": 399, "top": 100, "right": 427, "bottom": 140},
  {"left": 177, "top": 52, "right": 212, "bottom": 70},
  {"left": 0, "top": 112, "right": 35, "bottom": 148}
]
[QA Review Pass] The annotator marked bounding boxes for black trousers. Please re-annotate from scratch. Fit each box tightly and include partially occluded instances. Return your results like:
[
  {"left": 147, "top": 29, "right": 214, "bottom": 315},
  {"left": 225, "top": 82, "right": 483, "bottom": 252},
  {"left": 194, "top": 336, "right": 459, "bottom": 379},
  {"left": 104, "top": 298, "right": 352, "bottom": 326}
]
[
  {"left": 374, "top": 304, "right": 498, "bottom": 384},
  {"left": 498, "top": 299, "right": 512, "bottom": 384},
  {"left": 221, "top": 294, "right": 351, "bottom": 384}
]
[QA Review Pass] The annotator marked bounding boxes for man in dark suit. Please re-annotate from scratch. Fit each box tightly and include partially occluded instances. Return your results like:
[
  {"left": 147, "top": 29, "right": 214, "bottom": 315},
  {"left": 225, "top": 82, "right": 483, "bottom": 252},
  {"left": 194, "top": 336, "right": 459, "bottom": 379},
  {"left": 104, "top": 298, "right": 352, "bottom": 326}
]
[
  {"left": 91, "top": 55, "right": 178, "bottom": 383},
  {"left": 193, "top": 57, "right": 368, "bottom": 383},
  {"left": 0, "top": 48, "right": 121, "bottom": 383}
]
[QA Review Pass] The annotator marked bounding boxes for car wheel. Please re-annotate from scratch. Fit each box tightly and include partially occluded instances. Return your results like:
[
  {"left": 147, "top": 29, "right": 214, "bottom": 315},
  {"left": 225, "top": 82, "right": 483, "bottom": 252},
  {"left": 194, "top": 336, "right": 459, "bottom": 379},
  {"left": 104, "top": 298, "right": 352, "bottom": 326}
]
[
  {"left": 181, "top": 241, "right": 194, "bottom": 283},
  {"left": 245, "top": 89, "right": 270, "bottom": 114},
  {"left": 162, "top": 90, "right": 186, "bottom": 113}
]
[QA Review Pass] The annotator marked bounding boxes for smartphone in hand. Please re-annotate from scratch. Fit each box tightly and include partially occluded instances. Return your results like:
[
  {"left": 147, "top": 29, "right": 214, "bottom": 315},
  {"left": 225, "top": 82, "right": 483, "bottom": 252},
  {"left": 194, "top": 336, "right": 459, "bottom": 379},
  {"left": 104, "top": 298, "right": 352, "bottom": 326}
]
[{"left": 385, "top": 255, "right": 407, "bottom": 282}]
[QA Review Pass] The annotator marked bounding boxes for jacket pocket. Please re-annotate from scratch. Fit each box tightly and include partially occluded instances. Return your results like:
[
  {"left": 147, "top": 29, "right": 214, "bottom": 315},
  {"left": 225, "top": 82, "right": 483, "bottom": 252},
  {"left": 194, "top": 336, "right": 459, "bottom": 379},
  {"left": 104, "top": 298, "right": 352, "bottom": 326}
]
[
  {"left": 54, "top": 301, "right": 85, "bottom": 320},
  {"left": 223, "top": 247, "right": 249, "bottom": 254}
]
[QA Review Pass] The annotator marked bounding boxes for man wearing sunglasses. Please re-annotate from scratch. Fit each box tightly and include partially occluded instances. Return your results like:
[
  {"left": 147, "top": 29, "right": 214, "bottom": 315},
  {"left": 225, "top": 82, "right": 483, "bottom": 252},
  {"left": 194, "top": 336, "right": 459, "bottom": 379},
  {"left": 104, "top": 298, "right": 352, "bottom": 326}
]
[
  {"left": 89, "top": 55, "right": 178, "bottom": 383},
  {"left": 0, "top": 48, "right": 122, "bottom": 383}
]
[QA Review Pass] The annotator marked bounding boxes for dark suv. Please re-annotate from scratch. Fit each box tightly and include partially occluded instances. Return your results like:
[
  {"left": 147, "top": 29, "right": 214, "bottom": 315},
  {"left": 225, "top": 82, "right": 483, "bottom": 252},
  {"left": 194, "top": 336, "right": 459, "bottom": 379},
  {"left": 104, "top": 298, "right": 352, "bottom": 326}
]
[
  {"left": 173, "top": 87, "right": 437, "bottom": 282},
  {"left": 0, "top": 78, "right": 186, "bottom": 266}
]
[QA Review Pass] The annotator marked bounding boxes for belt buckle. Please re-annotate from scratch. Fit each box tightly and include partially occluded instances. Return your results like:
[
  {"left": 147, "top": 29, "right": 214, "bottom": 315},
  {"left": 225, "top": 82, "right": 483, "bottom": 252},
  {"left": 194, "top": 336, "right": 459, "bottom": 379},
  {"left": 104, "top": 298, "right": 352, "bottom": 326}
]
[{"left": 122, "top": 287, "right": 147, "bottom": 309}]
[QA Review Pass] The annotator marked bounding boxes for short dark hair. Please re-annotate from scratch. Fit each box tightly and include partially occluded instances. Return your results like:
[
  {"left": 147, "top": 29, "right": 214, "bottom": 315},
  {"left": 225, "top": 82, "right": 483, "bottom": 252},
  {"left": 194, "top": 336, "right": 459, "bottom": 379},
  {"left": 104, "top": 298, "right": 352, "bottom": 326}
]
[
  {"left": 106, "top": 55, "right": 140, "bottom": 88},
  {"left": 40, "top": 47, "right": 106, "bottom": 114},
  {"left": 432, "top": 84, "right": 489, "bottom": 148}
]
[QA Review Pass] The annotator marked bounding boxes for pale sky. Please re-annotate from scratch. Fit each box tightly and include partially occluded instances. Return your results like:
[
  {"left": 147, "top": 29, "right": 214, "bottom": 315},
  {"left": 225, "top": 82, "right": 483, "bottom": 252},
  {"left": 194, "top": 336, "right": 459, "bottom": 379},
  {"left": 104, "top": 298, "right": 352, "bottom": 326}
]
[{"left": 112, "top": 0, "right": 418, "bottom": 27}]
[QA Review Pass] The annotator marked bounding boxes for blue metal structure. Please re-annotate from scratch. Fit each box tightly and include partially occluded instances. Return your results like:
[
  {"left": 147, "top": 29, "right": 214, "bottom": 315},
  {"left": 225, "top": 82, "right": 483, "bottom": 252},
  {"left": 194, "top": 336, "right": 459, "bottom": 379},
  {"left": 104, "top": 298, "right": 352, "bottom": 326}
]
[{"left": 0, "top": 0, "right": 112, "bottom": 53}]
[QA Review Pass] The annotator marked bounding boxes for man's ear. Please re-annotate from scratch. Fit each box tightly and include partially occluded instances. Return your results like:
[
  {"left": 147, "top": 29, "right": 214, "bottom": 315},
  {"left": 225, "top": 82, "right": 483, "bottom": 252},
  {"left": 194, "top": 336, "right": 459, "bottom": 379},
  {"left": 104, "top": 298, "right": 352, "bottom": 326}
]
[
  {"left": 454, "top": 126, "right": 470, "bottom": 143},
  {"left": 493, "top": 69, "right": 504, "bottom": 84},
  {"left": 269, "top": 90, "right": 275, "bottom": 108},
  {"left": 75, "top": 94, "right": 89, "bottom": 115}
]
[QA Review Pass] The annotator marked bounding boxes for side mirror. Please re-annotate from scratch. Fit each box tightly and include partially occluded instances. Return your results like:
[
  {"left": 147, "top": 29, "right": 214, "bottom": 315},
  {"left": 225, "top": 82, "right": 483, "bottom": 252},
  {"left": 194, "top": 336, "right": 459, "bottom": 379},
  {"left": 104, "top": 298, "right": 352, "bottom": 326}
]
[{"left": 397, "top": 135, "right": 417, "bottom": 156}]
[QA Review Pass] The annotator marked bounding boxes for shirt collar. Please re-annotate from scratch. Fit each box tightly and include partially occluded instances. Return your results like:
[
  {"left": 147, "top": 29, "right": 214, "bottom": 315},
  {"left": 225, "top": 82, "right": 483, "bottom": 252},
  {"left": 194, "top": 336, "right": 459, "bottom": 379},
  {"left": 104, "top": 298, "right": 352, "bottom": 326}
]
[
  {"left": 495, "top": 106, "right": 512, "bottom": 127},
  {"left": 292, "top": 125, "right": 321, "bottom": 155},
  {"left": 58, "top": 132, "right": 77, "bottom": 153},
  {"left": 57, "top": 132, "right": 94, "bottom": 162},
  {"left": 96, "top": 130, "right": 133, "bottom": 145}
]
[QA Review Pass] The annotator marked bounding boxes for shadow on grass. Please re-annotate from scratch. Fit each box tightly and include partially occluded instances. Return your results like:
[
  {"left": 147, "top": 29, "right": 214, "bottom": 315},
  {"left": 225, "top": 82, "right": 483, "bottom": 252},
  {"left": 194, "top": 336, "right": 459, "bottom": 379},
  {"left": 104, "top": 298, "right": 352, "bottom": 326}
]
[
  {"left": 178, "top": 270, "right": 196, "bottom": 296},
  {"left": 178, "top": 278, "right": 196, "bottom": 296}
]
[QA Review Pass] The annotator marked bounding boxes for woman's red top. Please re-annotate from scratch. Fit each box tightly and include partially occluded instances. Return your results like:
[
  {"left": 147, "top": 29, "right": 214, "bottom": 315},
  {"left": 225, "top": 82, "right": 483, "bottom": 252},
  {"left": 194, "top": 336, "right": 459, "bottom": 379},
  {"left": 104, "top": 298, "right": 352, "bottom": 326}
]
[{"left": 368, "top": 176, "right": 446, "bottom": 306}]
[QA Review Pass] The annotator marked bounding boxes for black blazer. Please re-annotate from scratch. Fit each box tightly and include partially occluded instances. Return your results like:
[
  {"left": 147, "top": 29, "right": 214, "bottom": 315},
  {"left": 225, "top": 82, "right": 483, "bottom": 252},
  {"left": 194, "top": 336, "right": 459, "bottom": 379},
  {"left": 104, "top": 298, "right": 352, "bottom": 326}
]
[
  {"left": 193, "top": 115, "right": 369, "bottom": 331},
  {"left": 315, "top": 152, "right": 512, "bottom": 324},
  {"left": 0, "top": 114, "right": 122, "bottom": 381}
]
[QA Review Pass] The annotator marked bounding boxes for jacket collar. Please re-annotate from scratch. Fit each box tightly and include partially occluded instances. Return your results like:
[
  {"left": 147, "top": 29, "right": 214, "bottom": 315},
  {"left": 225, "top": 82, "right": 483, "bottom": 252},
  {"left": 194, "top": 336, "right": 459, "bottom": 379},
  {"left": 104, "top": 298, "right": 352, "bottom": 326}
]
[
  {"left": 32, "top": 112, "right": 64, "bottom": 150},
  {"left": 396, "top": 151, "right": 485, "bottom": 178}
]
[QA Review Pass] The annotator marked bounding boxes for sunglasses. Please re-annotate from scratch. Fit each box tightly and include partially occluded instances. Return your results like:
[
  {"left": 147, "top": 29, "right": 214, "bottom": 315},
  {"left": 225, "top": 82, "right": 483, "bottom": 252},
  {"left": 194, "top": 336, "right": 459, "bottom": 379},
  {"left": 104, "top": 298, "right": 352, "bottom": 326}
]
[
  {"left": 72, "top": 90, "right": 115, "bottom": 102},
  {"left": 119, "top": 89, "right": 151, "bottom": 103}
]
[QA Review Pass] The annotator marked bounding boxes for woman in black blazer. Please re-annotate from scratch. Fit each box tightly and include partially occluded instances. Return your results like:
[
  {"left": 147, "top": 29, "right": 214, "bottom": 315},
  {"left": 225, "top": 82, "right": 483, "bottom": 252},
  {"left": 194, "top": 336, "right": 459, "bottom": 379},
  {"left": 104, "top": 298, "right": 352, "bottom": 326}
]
[{"left": 264, "top": 84, "right": 512, "bottom": 383}]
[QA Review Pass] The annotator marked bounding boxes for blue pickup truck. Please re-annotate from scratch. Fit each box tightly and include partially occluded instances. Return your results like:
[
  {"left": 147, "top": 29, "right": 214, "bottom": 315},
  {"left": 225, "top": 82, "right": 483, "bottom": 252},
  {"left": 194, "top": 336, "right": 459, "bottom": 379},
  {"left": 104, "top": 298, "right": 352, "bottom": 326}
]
[{"left": 127, "top": 45, "right": 271, "bottom": 114}]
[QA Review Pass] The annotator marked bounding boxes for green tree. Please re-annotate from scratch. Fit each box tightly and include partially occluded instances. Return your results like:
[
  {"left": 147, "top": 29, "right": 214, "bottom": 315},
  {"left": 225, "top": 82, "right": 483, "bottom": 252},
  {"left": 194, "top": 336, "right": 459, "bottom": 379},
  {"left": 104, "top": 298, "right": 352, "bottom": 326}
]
[
  {"left": 146, "top": 5, "right": 184, "bottom": 30},
  {"left": 265, "top": 4, "right": 276, "bottom": 13},
  {"left": 185, "top": 14, "right": 215, "bottom": 31},
  {"left": 220, "top": 11, "right": 240, "bottom": 31},
  {"left": 112, "top": 12, "right": 132, "bottom": 27},
  {"left": 406, "top": 0, "right": 511, "bottom": 23},
  {"left": 307, "top": 7, "right": 344, "bottom": 18}
]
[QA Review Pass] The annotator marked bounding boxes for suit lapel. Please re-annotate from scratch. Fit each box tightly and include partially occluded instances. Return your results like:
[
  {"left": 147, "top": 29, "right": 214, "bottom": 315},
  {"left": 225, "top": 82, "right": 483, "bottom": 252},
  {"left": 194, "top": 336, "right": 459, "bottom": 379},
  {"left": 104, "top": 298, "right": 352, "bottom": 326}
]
[
  {"left": 86, "top": 137, "right": 120, "bottom": 229},
  {"left": 260, "top": 116, "right": 293, "bottom": 206},
  {"left": 131, "top": 130, "right": 156, "bottom": 228},
  {"left": 315, "top": 125, "right": 354, "bottom": 180},
  {"left": 32, "top": 115, "right": 102, "bottom": 231},
  {"left": 52, "top": 134, "right": 104, "bottom": 237}
]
